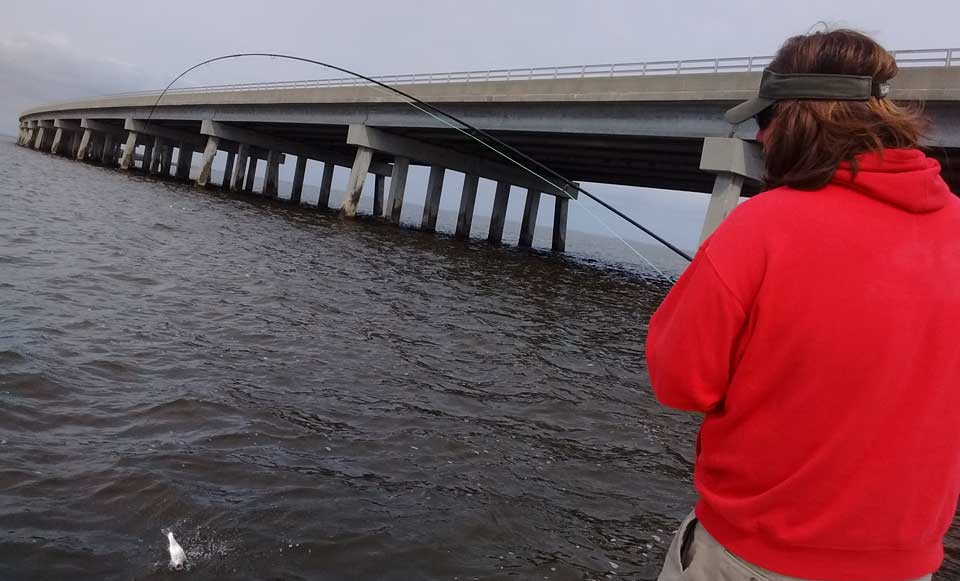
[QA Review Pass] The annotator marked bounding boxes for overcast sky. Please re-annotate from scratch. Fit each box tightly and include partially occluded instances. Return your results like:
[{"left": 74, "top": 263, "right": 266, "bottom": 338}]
[{"left": 2, "top": 0, "right": 957, "bottom": 253}]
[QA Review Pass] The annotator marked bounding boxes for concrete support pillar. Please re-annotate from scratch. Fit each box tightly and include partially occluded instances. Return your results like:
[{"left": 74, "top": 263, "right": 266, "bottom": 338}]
[
  {"left": 372, "top": 174, "right": 385, "bottom": 216},
  {"left": 50, "top": 129, "right": 65, "bottom": 155},
  {"left": 488, "top": 181, "right": 511, "bottom": 244},
  {"left": 197, "top": 135, "right": 220, "bottom": 187},
  {"left": 697, "top": 137, "right": 763, "bottom": 243},
  {"left": 263, "top": 150, "right": 281, "bottom": 197},
  {"left": 149, "top": 137, "right": 163, "bottom": 174},
  {"left": 175, "top": 143, "right": 193, "bottom": 180},
  {"left": 455, "top": 174, "right": 479, "bottom": 239},
  {"left": 141, "top": 141, "right": 153, "bottom": 171},
  {"left": 552, "top": 196, "right": 569, "bottom": 253},
  {"left": 76, "top": 129, "right": 93, "bottom": 161},
  {"left": 318, "top": 162, "right": 335, "bottom": 208},
  {"left": 421, "top": 166, "right": 446, "bottom": 232},
  {"left": 518, "top": 188, "right": 542, "bottom": 248},
  {"left": 120, "top": 131, "right": 139, "bottom": 170},
  {"left": 33, "top": 127, "right": 46, "bottom": 150},
  {"left": 160, "top": 145, "right": 173, "bottom": 176},
  {"left": 70, "top": 131, "right": 82, "bottom": 158},
  {"left": 289, "top": 156, "right": 308, "bottom": 204},
  {"left": 222, "top": 151, "right": 236, "bottom": 189},
  {"left": 231, "top": 144, "right": 249, "bottom": 191},
  {"left": 387, "top": 157, "right": 409, "bottom": 223},
  {"left": 101, "top": 134, "right": 116, "bottom": 166},
  {"left": 92, "top": 134, "right": 106, "bottom": 162},
  {"left": 244, "top": 154, "right": 258, "bottom": 192},
  {"left": 341, "top": 146, "right": 374, "bottom": 217},
  {"left": 700, "top": 173, "right": 744, "bottom": 243}
]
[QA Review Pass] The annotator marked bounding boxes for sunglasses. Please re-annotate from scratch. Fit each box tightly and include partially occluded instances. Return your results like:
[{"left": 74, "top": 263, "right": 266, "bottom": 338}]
[{"left": 755, "top": 107, "right": 775, "bottom": 131}]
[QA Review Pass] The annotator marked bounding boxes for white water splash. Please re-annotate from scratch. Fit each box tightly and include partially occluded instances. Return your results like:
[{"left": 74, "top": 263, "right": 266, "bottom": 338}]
[{"left": 166, "top": 531, "right": 187, "bottom": 570}]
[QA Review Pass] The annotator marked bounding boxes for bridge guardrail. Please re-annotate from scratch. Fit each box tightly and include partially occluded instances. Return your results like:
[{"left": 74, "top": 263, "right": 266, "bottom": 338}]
[{"left": 100, "top": 48, "right": 958, "bottom": 98}]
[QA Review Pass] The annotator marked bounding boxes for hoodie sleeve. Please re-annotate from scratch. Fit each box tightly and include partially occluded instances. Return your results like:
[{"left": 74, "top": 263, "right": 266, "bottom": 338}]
[
  {"left": 646, "top": 195, "right": 769, "bottom": 413},
  {"left": 645, "top": 236, "right": 754, "bottom": 413}
]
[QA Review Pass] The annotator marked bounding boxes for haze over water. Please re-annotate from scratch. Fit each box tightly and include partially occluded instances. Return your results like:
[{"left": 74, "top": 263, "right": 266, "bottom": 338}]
[{"left": 0, "top": 138, "right": 957, "bottom": 580}]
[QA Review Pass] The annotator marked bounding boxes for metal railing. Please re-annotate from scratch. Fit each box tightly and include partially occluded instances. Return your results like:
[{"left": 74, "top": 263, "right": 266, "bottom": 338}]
[{"left": 102, "top": 48, "right": 958, "bottom": 98}]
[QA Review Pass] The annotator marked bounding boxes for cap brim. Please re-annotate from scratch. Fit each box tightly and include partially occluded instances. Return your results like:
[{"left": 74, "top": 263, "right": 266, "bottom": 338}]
[{"left": 724, "top": 97, "right": 776, "bottom": 125}]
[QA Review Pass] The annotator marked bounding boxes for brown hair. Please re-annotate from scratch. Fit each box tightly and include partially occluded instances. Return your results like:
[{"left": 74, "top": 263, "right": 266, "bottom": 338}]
[{"left": 762, "top": 29, "right": 928, "bottom": 190}]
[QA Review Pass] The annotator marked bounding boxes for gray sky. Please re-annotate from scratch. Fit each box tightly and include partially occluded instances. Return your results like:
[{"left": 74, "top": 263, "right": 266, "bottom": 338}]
[{"left": 2, "top": 0, "right": 957, "bottom": 252}]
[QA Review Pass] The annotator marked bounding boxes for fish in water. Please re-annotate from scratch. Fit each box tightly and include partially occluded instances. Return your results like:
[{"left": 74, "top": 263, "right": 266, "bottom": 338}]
[{"left": 166, "top": 531, "right": 187, "bottom": 569}]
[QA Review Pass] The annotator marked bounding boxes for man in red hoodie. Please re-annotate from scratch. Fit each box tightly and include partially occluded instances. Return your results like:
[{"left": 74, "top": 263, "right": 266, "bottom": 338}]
[{"left": 648, "top": 30, "right": 960, "bottom": 581}]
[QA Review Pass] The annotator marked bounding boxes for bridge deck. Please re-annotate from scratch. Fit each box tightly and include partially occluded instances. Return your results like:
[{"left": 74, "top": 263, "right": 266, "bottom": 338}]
[{"left": 18, "top": 67, "right": 960, "bottom": 194}]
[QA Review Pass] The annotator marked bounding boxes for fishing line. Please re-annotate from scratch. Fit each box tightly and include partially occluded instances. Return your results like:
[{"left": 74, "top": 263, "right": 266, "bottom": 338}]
[{"left": 146, "top": 53, "right": 693, "bottom": 279}]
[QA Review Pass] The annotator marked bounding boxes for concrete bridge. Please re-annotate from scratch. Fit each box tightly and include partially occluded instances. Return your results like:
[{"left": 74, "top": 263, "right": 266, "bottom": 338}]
[{"left": 14, "top": 48, "right": 960, "bottom": 252}]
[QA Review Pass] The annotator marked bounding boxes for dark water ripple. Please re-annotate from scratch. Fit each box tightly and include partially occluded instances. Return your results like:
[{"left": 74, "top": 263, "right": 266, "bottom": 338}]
[{"left": 0, "top": 140, "right": 956, "bottom": 580}]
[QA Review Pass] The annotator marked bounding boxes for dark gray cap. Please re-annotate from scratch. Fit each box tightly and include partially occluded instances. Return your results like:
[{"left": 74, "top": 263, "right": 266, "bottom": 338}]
[{"left": 724, "top": 69, "right": 891, "bottom": 124}]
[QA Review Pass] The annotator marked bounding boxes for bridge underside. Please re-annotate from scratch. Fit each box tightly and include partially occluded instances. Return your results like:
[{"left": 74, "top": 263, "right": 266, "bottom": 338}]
[
  {"left": 153, "top": 120, "right": 724, "bottom": 193},
  {"left": 20, "top": 97, "right": 960, "bottom": 193},
  {"left": 40, "top": 115, "right": 960, "bottom": 197},
  {"left": 16, "top": 68, "right": 960, "bottom": 253}
]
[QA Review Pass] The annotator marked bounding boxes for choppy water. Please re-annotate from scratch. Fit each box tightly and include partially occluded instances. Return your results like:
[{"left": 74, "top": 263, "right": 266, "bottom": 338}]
[{"left": 0, "top": 138, "right": 956, "bottom": 580}]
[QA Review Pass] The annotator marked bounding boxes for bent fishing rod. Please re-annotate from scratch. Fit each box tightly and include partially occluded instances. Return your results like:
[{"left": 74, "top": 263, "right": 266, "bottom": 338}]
[{"left": 147, "top": 53, "right": 694, "bottom": 274}]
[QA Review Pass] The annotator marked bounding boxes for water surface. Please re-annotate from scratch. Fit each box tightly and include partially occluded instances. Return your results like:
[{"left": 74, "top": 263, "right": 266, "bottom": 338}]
[{"left": 0, "top": 139, "right": 956, "bottom": 580}]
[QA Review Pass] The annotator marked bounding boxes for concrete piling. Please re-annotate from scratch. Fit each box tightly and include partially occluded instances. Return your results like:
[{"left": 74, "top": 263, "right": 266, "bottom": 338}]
[
  {"left": 342, "top": 147, "right": 374, "bottom": 217},
  {"left": 232, "top": 144, "right": 249, "bottom": 191},
  {"left": 175, "top": 143, "right": 193, "bottom": 180},
  {"left": 142, "top": 140, "right": 153, "bottom": 171},
  {"left": 291, "top": 156, "right": 307, "bottom": 204},
  {"left": 455, "top": 174, "right": 479, "bottom": 239},
  {"left": 698, "top": 137, "right": 763, "bottom": 242},
  {"left": 373, "top": 174, "right": 385, "bottom": 217},
  {"left": 518, "top": 188, "right": 541, "bottom": 248},
  {"left": 101, "top": 134, "right": 116, "bottom": 166},
  {"left": 222, "top": 150, "right": 236, "bottom": 189},
  {"left": 160, "top": 144, "right": 173, "bottom": 176},
  {"left": 552, "top": 196, "right": 569, "bottom": 252},
  {"left": 197, "top": 136, "right": 220, "bottom": 187},
  {"left": 244, "top": 152, "right": 258, "bottom": 192},
  {"left": 421, "top": 166, "right": 446, "bottom": 232},
  {"left": 70, "top": 131, "right": 81, "bottom": 158},
  {"left": 263, "top": 150, "right": 281, "bottom": 197},
  {"left": 149, "top": 137, "right": 163, "bottom": 174},
  {"left": 50, "top": 129, "right": 64, "bottom": 155},
  {"left": 120, "top": 131, "right": 139, "bottom": 170},
  {"left": 700, "top": 173, "right": 743, "bottom": 242},
  {"left": 387, "top": 157, "right": 409, "bottom": 223},
  {"left": 76, "top": 129, "right": 92, "bottom": 161},
  {"left": 488, "top": 181, "right": 511, "bottom": 244},
  {"left": 318, "top": 162, "right": 335, "bottom": 209}
]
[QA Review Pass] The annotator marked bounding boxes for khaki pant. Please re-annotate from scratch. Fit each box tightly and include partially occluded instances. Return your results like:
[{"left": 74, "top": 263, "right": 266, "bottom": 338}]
[{"left": 657, "top": 511, "right": 933, "bottom": 581}]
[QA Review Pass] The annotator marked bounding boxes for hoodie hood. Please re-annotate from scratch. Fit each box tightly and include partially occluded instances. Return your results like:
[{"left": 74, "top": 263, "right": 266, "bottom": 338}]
[{"left": 832, "top": 148, "right": 953, "bottom": 213}]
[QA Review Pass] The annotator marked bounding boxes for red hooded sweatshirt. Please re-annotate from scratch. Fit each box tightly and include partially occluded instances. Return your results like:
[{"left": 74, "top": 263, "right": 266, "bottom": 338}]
[{"left": 646, "top": 149, "right": 960, "bottom": 581}]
